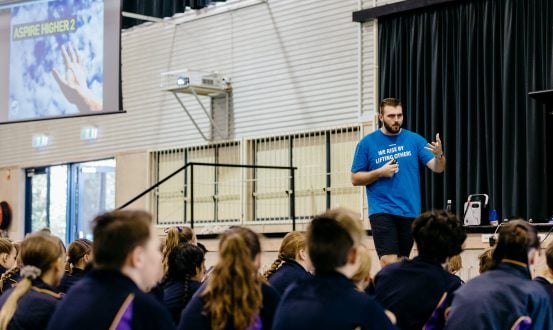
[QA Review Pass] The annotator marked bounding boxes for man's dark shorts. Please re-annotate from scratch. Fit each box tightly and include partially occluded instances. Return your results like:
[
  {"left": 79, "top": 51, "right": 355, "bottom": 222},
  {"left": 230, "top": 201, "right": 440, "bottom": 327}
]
[{"left": 369, "top": 213, "right": 414, "bottom": 258}]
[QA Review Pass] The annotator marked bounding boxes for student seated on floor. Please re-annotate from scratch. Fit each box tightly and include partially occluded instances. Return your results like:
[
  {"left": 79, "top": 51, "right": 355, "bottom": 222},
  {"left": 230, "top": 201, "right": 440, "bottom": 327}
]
[
  {"left": 263, "top": 231, "right": 312, "bottom": 295},
  {"left": 445, "top": 219, "right": 553, "bottom": 329},
  {"left": 478, "top": 247, "right": 495, "bottom": 274},
  {"left": 178, "top": 226, "right": 280, "bottom": 330},
  {"left": 351, "top": 244, "right": 373, "bottom": 292},
  {"left": 58, "top": 238, "right": 92, "bottom": 293},
  {"left": 272, "top": 208, "right": 395, "bottom": 330},
  {"left": 373, "top": 209, "right": 466, "bottom": 330},
  {"left": 0, "top": 233, "right": 66, "bottom": 330},
  {"left": 534, "top": 241, "right": 553, "bottom": 309},
  {"left": 352, "top": 244, "right": 397, "bottom": 326},
  {"left": 163, "top": 226, "right": 197, "bottom": 277},
  {"left": 445, "top": 254, "right": 464, "bottom": 283},
  {"left": 0, "top": 239, "right": 17, "bottom": 295},
  {"left": 163, "top": 242, "right": 205, "bottom": 325},
  {"left": 47, "top": 210, "right": 174, "bottom": 330}
]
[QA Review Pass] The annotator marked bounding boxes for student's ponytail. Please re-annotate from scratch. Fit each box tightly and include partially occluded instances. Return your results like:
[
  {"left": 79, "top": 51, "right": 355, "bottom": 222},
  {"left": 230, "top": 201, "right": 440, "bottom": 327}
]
[
  {"left": 202, "top": 228, "right": 263, "bottom": 330},
  {"left": 0, "top": 233, "right": 63, "bottom": 330},
  {"left": 0, "top": 266, "right": 40, "bottom": 330}
]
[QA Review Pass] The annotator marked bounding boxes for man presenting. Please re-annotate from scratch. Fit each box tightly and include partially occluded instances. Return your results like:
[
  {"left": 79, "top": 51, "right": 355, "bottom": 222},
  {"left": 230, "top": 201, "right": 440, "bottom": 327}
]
[{"left": 351, "top": 98, "right": 445, "bottom": 267}]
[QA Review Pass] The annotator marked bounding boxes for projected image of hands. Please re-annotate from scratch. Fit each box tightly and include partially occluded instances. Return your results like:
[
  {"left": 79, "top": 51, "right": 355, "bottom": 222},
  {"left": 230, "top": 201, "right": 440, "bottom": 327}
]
[
  {"left": 53, "top": 44, "right": 102, "bottom": 113},
  {"left": 5, "top": 0, "right": 107, "bottom": 122}
]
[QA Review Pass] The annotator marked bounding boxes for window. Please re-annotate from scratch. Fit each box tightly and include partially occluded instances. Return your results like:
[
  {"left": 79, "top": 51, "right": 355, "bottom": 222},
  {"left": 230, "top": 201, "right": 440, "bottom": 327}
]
[{"left": 25, "top": 159, "right": 115, "bottom": 243}]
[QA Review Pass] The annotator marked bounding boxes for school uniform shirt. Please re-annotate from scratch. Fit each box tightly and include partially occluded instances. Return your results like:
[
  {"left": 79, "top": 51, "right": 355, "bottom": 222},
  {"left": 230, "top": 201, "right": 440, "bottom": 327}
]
[
  {"left": 47, "top": 269, "right": 175, "bottom": 330},
  {"left": 373, "top": 256, "right": 462, "bottom": 330},
  {"left": 0, "top": 278, "right": 62, "bottom": 330},
  {"left": 445, "top": 261, "right": 553, "bottom": 330},
  {"left": 149, "top": 282, "right": 166, "bottom": 303},
  {"left": 267, "top": 259, "right": 312, "bottom": 295},
  {"left": 178, "top": 282, "right": 280, "bottom": 330},
  {"left": 272, "top": 271, "right": 395, "bottom": 330},
  {"left": 163, "top": 278, "right": 202, "bottom": 324},
  {"left": 534, "top": 276, "right": 553, "bottom": 311},
  {"left": 58, "top": 267, "right": 88, "bottom": 293}
]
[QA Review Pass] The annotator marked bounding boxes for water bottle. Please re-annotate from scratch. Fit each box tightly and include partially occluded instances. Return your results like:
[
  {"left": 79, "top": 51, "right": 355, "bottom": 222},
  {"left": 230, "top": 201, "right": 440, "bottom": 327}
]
[
  {"left": 489, "top": 209, "right": 498, "bottom": 226},
  {"left": 446, "top": 200, "right": 452, "bottom": 213}
]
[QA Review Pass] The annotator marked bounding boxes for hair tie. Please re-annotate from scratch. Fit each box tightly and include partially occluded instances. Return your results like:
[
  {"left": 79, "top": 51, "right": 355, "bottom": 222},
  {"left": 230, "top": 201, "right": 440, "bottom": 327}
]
[{"left": 20, "top": 265, "right": 42, "bottom": 280}]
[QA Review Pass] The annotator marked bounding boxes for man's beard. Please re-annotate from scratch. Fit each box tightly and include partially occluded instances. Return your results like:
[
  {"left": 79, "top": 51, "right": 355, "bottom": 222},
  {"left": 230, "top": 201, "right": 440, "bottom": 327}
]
[{"left": 383, "top": 121, "right": 401, "bottom": 134}]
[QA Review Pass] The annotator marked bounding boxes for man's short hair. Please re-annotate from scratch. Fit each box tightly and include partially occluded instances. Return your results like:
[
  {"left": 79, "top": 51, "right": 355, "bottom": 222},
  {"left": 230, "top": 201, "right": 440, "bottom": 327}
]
[
  {"left": 379, "top": 98, "right": 402, "bottom": 113},
  {"left": 412, "top": 210, "right": 466, "bottom": 263},
  {"left": 307, "top": 208, "right": 364, "bottom": 274},
  {"left": 92, "top": 210, "right": 152, "bottom": 270}
]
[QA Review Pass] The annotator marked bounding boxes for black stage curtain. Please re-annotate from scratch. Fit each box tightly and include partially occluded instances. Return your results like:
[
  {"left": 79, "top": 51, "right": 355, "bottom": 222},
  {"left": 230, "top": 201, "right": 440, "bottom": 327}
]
[
  {"left": 122, "top": 0, "right": 226, "bottom": 29},
  {"left": 379, "top": 0, "right": 553, "bottom": 221}
]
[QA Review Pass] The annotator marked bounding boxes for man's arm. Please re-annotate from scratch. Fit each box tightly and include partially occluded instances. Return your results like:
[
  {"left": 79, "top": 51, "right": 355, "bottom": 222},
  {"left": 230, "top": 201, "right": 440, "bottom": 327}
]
[
  {"left": 426, "top": 156, "right": 446, "bottom": 173},
  {"left": 351, "top": 160, "right": 398, "bottom": 186},
  {"left": 425, "top": 133, "right": 446, "bottom": 173}
]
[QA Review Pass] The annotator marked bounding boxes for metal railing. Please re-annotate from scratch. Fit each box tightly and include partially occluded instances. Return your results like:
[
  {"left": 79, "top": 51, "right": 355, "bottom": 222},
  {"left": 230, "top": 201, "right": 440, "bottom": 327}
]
[{"left": 118, "top": 162, "right": 298, "bottom": 230}]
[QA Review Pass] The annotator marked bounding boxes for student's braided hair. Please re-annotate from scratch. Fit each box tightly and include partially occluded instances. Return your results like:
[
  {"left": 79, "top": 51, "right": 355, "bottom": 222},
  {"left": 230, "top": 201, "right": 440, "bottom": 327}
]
[
  {"left": 66, "top": 239, "right": 92, "bottom": 273},
  {"left": 166, "top": 243, "right": 204, "bottom": 305},
  {"left": 263, "top": 231, "right": 305, "bottom": 279}
]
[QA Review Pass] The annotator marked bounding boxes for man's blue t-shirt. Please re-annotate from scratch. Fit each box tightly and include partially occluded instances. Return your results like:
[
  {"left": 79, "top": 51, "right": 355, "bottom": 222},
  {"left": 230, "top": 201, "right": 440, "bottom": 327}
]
[{"left": 351, "top": 129, "right": 434, "bottom": 218}]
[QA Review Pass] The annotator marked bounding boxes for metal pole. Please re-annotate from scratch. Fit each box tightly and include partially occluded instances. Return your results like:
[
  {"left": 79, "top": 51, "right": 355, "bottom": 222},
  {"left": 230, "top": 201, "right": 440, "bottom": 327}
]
[
  {"left": 291, "top": 169, "right": 296, "bottom": 231},
  {"left": 190, "top": 165, "right": 194, "bottom": 229}
]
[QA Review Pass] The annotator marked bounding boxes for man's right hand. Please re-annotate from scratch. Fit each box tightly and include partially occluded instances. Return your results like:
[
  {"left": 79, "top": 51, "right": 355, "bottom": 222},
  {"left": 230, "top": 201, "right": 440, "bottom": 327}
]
[{"left": 380, "top": 159, "right": 399, "bottom": 178}]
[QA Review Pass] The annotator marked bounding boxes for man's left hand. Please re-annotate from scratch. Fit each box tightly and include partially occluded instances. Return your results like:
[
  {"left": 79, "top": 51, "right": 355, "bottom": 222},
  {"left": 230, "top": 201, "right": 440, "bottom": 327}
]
[{"left": 425, "top": 133, "right": 444, "bottom": 158}]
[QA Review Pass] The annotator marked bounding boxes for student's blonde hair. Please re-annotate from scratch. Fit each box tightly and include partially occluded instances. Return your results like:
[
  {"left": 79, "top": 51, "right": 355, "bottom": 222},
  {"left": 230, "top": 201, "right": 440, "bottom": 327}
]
[
  {"left": 446, "top": 255, "right": 463, "bottom": 274},
  {"left": 351, "top": 244, "right": 372, "bottom": 290},
  {"left": 308, "top": 208, "right": 365, "bottom": 274},
  {"left": 0, "top": 233, "right": 64, "bottom": 330},
  {"left": 263, "top": 231, "right": 306, "bottom": 279},
  {"left": 324, "top": 208, "right": 364, "bottom": 246},
  {"left": 478, "top": 248, "right": 495, "bottom": 273},
  {"left": 162, "top": 226, "right": 196, "bottom": 274}
]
